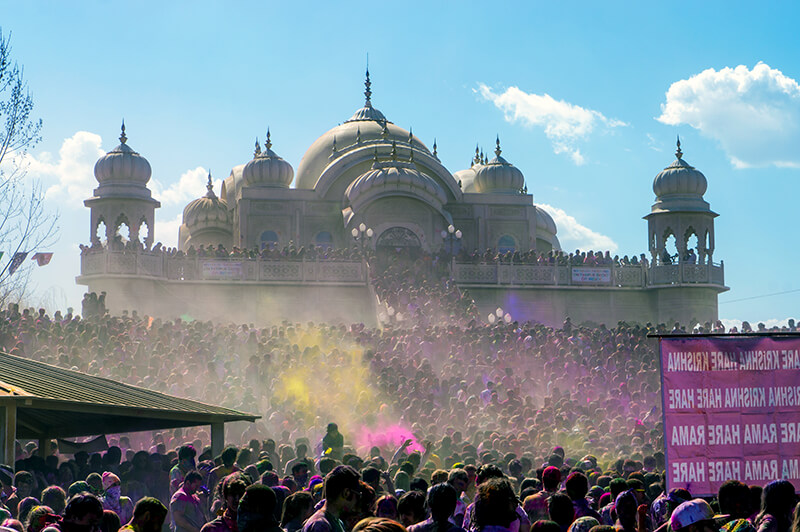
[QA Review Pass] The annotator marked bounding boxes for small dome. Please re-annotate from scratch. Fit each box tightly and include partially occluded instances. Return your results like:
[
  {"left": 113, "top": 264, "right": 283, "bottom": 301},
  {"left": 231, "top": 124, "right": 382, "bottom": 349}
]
[
  {"left": 346, "top": 145, "right": 447, "bottom": 209},
  {"left": 183, "top": 173, "right": 231, "bottom": 231},
  {"left": 453, "top": 147, "right": 487, "bottom": 192},
  {"left": 242, "top": 131, "right": 294, "bottom": 188},
  {"left": 94, "top": 123, "right": 152, "bottom": 185},
  {"left": 473, "top": 138, "right": 525, "bottom": 194},
  {"left": 536, "top": 206, "right": 557, "bottom": 235},
  {"left": 653, "top": 139, "right": 707, "bottom": 198}
]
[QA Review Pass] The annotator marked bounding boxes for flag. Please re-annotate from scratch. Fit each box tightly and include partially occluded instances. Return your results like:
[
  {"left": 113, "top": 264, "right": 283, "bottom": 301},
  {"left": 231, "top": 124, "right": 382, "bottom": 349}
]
[
  {"left": 8, "top": 252, "right": 28, "bottom": 274},
  {"left": 31, "top": 252, "right": 53, "bottom": 266},
  {"left": 0, "top": 252, "right": 4, "bottom": 262}
]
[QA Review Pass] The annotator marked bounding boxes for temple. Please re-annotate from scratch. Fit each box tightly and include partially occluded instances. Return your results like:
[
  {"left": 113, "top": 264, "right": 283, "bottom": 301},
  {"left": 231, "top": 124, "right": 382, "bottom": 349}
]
[{"left": 78, "top": 71, "right": 727, "bottom": 326}]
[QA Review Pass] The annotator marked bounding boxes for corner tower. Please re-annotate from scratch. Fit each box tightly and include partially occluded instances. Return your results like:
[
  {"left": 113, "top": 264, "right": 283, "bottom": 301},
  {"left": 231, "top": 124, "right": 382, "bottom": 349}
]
[
  {"left": 645, "top": 138, "right": 716, "bottom": 265},
  {"left": 85, "top": 123, "right": 160, "bottom": 247}
]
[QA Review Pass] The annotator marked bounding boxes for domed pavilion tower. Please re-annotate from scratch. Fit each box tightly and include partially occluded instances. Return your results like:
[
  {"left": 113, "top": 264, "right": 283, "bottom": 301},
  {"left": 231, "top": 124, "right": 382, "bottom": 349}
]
[
  {"left": 645, "top": 138, "right": 716, "bottom": 265},
  {"left": 85, "top": 123, "right": 160, "bottom": 247}
]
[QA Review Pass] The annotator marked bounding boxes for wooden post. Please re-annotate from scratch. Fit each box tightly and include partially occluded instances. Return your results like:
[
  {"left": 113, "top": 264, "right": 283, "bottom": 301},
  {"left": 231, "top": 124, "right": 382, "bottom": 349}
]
[
  {"left": 211, "top": 422, "right": 224, "bottom": 457},
  {"left": 0, "top": 403, "right": 17, "bottom": 469}
]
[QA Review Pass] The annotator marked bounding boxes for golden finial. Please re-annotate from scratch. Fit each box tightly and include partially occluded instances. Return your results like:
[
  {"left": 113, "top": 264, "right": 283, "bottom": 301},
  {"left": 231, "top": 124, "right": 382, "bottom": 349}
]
[
  {"left": 364, "top": 61, "right": 372, "bottom": 106},
  {"left": 390, "top": 141, "right": 397, "bottom": 161},
  {"left": 433, "top": 138, "right": 438, "bottom": 158},
  {"left": 676, "top": 135, "right": 683, "bottom": 159},
  {"left": 120, "top": 120, "right": 127, "bottom": 144},
  {"left": 254, "top": 137, "right": 261, "bottom": 157},
  {"left": 473, "top": 144, "right": 481, "bottom": 165},
  {"left": 265, "top": 128, "right": 272, "bottom": 150},
  {"left": 495, "top": 135, "right": 502, "bottom": 157},
  {"left": 381, "top": 120, "right": 389, "bottom": 140},
  {"left": 356, "top": 126, "right": 361, "bottom": 144},
  {"left": 373, "top": 147, "right": 379, "bottom": 163}
]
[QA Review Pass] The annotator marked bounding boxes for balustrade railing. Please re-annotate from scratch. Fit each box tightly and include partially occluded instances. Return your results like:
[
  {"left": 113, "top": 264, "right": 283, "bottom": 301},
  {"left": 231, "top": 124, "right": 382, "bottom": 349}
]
[
  {"left": 452, "top": 261, "right": 724, "bottom": 288},
  {"left": 81, "top": 251, "right": 367, "bottom": 284}
]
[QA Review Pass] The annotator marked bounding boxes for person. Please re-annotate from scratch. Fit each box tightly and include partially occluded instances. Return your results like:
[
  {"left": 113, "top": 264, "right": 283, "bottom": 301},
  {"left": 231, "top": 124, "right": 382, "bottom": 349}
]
[
  {"left": 564, "top": 473, "right": 600, "bottom": 522},
  {"left": 613, "top": 491, "right": 638, "bottom": 532},
  {"left": 48, "top": 494, "right": 104, "bottom": 532},
  {"left": 280, "top": 492, "right": 314, "bottom": 532},
  {"left": 24, "top": 506, "right": 57, "bottom": 532},
  {"left": 201, "top": 475, "right": 248, "bottom": 532},
  {"left": 119, "top": 498, "right": 168, "bottom": 532},
  {"left": 374, "top": 496, "right": 399, "bottom": 521},
  {"left": 170, "top": 472, "right": 207, "bottom": 532},
  {"left": 670, "top": 499, "right": 716, "bottom": 532},
  {"left": 5, "top": 473, "right": 33, "bottom": 519},
  {"left": 547, "top": 494, "right": 574, "bottom": 532},
  {"left": 351, "top": 517, "right": 406, "bottom": 532},
  {"left": 524, "top": 467, "right": 560, "bottom": 524},
  {"left": 100, "top": 473, "right": 133, "bottom": 525},
  {"left": 283, "top": 445, "right": 312, "bottom": 478},
  {"left": 472, "top": 478, "right": 518, "bottom": 532},
  {"left": 446, "top": 470, "right": 468, "bottom": 528},
  {"left": 99, "top": 510, "right": 120, "bottom": 532},
  {"left": 302, "top": 466, "right": 362, "bottom": 532},
  {"left": 754, "top": 480, "right": 797, "bottom": 532},
  {"left": 321, "top": 425, "right": 344, "bottom": 462},
  {"left": 236, "top": 485, "right": 282, "bottom": 532},
  {"left": 207, "top": 448, "right": 240, "bottom": 500},
  {"left": 171, "top": 447, "right": 198, "bottom": 497},
  {"left": 717, "top": 480, "right": 751, "bottom": 523},
  {"left": 407, "top": 483, "right": 464, "bottom": 532},
  {"left": 397, "top": 492, "right": 426, "bottom": 529}
]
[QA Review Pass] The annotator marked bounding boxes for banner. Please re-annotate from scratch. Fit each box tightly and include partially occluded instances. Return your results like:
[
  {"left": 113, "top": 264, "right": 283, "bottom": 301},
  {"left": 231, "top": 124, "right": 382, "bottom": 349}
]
[
  {"left": 31, "top": 252, "right": 54, "bottom": 266},
  {"left": 571, "top": 267, "right": 610, "bottom": 284},
  {"left": 8, "top": 252, "right": 28, "bottom": 274},
  {"left": 660, "top": 336, "right": 800, "bottom": 496},
  {"left": 201, "top": 260, "right": 242, "bottom": 280}
]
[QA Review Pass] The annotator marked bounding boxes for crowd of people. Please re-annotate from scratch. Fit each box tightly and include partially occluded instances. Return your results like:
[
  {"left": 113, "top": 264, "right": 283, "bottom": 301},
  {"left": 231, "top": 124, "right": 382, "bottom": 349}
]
[{"left": 1, "top": 251, "right": 798, "bottom": 532}]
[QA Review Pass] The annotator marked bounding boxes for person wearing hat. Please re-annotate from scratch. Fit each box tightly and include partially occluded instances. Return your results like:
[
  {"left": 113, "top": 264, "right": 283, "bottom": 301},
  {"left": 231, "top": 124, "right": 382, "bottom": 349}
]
[
  {"left": 100, "top": 473, "right": 132, "bottom": 525},
  {"left": 670, "top": 499, "right": 716, "bottom": 532}
]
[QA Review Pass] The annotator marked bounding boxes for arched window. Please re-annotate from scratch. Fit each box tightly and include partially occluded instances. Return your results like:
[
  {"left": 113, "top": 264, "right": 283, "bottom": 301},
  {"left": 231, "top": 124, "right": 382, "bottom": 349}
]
[
  {"left": 315, "top": 231, "right": 333, "bottom": 250},
  {"left": 498, "top": 235, "right": 516, "bottom": 253},
  {"left": 260, "top": 230, "right": 279, "bottom": 250}
]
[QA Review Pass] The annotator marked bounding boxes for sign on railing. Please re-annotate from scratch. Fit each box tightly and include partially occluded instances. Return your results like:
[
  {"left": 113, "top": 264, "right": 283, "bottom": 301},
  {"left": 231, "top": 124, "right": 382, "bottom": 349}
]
[
  {"left": 571, "top": 267, "right": 611, "bottom": 284},
  {"left": 202, "top": 260, "right": 243, "bottom": 280}
]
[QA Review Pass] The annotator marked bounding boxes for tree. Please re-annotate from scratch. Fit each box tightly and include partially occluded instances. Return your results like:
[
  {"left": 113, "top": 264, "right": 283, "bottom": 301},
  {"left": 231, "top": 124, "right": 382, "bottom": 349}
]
[{"left": 0, "top": 28, "right": 58, "bottom": 308}]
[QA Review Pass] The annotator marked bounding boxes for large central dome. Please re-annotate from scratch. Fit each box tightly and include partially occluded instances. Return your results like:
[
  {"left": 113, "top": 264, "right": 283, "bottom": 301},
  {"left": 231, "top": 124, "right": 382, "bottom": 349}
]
[{"left": 294, "top": 69, "right": 432, "bottom": 190}]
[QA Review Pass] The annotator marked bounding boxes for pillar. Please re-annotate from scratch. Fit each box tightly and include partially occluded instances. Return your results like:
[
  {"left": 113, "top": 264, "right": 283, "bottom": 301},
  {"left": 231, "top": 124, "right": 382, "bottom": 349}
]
[
  {"left": 0, "top": 403, "right": 17, "bottom": 469},
  {"left": 211, "top": 422, "right": 225, "bottom": 457}
]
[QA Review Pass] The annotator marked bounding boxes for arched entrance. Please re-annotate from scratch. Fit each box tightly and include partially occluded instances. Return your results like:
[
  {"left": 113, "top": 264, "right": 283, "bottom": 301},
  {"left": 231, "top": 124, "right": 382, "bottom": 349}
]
[{"left": 376, "top": 226, "right": 422, "bottom": 261}]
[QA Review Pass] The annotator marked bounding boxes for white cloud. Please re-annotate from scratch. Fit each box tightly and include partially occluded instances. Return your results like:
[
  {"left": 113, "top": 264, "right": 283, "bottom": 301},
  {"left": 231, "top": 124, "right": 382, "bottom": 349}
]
[
  {"left": 151, "top": 166, "right": 221, "bottom": 205},
  {"left": 658, "top": 62, "right": 800, "bottom": 168},
  {"left": 477, "top": 84, "right": 626, "bottom": 165},
  {"left": 154, "top": 212, "right": 182, "bottom": 248},
  {"left": 21, "top": 131, "right": 106, "bottom": 204},
  {"left": 538, "top": 203, "right": 618, "bottom": 252}
]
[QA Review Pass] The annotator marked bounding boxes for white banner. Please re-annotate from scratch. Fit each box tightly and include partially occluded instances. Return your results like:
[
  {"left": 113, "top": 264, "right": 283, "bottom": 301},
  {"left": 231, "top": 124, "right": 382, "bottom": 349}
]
[
  {"left": 201, "top": 260, "right": 242, "bottom": 280},
  {"left": 571, "top": 267, "right": 611, "bottom": 284}
]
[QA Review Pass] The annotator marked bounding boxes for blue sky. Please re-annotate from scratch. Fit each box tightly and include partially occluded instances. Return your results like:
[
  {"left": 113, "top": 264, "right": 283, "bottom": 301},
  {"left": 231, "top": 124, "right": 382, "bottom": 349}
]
[{"left": 2, "top": 1, "right": 799, "bottom": 324}]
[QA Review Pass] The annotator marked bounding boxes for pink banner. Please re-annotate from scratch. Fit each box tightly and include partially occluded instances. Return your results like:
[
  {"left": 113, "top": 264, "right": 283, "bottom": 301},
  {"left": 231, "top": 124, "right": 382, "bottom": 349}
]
[{"left": 661, "top": 336, "right": 800, "bottom": 496}]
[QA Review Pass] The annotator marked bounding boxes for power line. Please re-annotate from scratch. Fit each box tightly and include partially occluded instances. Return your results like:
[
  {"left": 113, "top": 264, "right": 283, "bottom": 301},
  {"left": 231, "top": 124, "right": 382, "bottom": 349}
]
[{"left": 720, "top": 287, "right": 800, "bottom": 304}]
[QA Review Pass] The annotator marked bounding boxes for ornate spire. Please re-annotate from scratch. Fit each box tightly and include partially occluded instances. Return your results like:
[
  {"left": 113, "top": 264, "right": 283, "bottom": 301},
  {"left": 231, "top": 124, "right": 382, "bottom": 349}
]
[
  {"left": 364, "top": 65, "right": 372, "bottom": 107},
  {"left": 254, "top": 137, "right": 261, "bottom": 157},
  {"left": 381, "top": 120, "right": 389, "bottom": 140},
  {"left": 204, "top": 171, "right": 215, "bottom": 198},
  {"left": 120, "top": 120, "right": 127, "bottom": 144},
  {"left": 495, "top": 135, "right": 502, "bottom": 157},
  {"left": 433, "top": 138, "right": 438, "bottom": 158},
  {"left": 409, "top": 146, "right": 414, "bottom": 163},
  {"left": 373, "top": 147, "right": 379, "bottom": 163},
  {"left": 356, "top": 126, "right": 361, "bottom": 144},
  {"left": 473, "top": 144, "right": 481, "bottom": 165},
  {"left": 676, "top": 135, "right": 683, "bottom": 159},
  {"left": 480, "top": 149, "right": 486, "bottom": 165},
  {"left": 265, "top": 128, "right": 272, "bottom": 150},
  {"left": 332, "top": 135, "right": 337, "bottom": 154},
  {"left": 408, "top": 127, "right": 413, "bottom": 146},
  {"left": 390, "top": 141, "right": 398, "bottom": 161}
]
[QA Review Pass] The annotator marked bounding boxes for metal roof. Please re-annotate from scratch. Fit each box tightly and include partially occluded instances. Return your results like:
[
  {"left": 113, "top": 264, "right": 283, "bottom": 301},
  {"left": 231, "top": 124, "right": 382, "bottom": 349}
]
[{"left": 0, "top": 351, "right": 258, "bottom": 439}]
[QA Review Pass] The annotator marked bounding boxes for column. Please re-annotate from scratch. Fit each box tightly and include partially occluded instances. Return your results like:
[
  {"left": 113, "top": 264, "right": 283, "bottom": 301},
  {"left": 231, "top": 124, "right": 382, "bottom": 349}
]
[
  {"left": 211, "top": 422, "right": 225, "bottom": 457},
  {"left": 0, "top": 403, "right": 17, "bottom": 469}
]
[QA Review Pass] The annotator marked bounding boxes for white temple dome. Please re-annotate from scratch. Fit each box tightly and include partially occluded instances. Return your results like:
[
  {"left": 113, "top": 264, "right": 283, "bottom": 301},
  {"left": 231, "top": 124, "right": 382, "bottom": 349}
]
[
  {"left": 536, "top": 207, "right": 557, "bottom": 235},
  {"left": 242, "top": 131, "right": 294, "bottom": 188},
  {"left": 183, "top": 173, "right": 231, "bottom": 231},
  {"left": 653, "top": 139, "right": 707, "bottom": 198},
  {"left": 473, "top": 139, "right": 525, "bottom": 194},
  {"left": 346, "top": 146, "right": 447, "bottom": 209},
  {"left": 94, "top": 123, "right": 152, "bottom": 186},
  {"left": 295, "top": 69, "right": 432, "bottom": 190}
]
